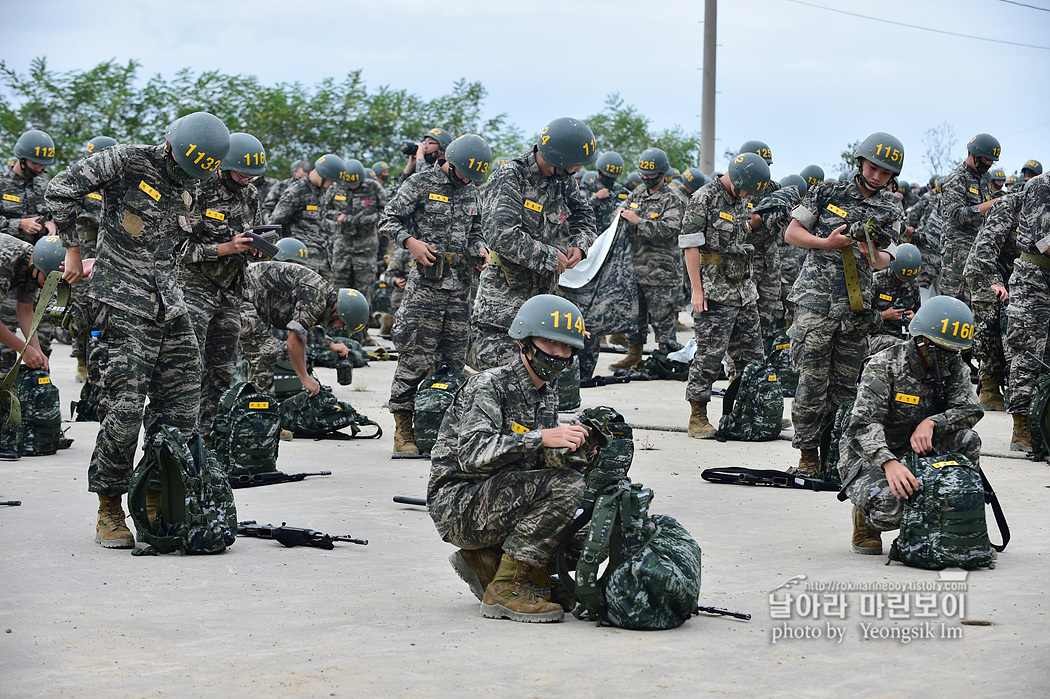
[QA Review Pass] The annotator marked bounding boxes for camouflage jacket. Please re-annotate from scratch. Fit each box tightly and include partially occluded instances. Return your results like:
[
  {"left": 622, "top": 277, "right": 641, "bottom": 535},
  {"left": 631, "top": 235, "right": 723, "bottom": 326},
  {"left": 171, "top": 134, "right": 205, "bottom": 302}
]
[
  {"left": 586, "top": 179, "right": 631, "bottom": 230},
  {"left": 744, "top": 179, "right": 782, "bottom": 258},
  {"left": 473, "top": 147, "right": 597, "bottom": 327},
  {"left": 0, "top": 233, "right": 38, "bottom": 305},
  {"left": 74, "top": 189, "right": 105, "bottom": 244},
  {"left": 328, "top": 178, "right": 387, "bottom": 244},
  {"left": 261, "top": 177, "right": 292, "bottom": 222},
  {"left": 427, "top": 358, "right": 558, "bottom": 538},
  {"left": 253, "top": 176, "right": 279, "bottom": 213},
  {"left": 622, "top": 182, "right": 685, "bottom": 285},
  {"left": 1016, "top": 173, "right": 1050, "bottom": 256},
  {"left": 940, "top": 162, "right": 988, "bottom": 249},
  {"left": 269, "top": 177, "right": 330, "bottom": 245},
  {"left": 178, "top": 176, "right": 261, "bottom": 291},
  {"left": 243, "top": 261, "right": 334, "bottom": 342},
  {"left": 678, "top": 176, "right": 757, "bottom": 307},
  {"left": 382, "top": 245, "right": 413, "bottom": 286},
  {"left": 757, "top": 185, "right": 804, "bottom": 246},
  {"left": 787, "top": 179, "right": 904, "bottom": 320},
  {"left": 846, "top": 339, "right": 982, "bottom": 471},
  {"left": 871, "top": 269, "right": 922, "bottom": 337},
  {"left": 965, "top": 190, "right": 1022, "bottom": 301},
  {"left": 906, "top": 192, "right": 932, "bottom": 229},
  {"left": 0, "top": 167, "right": 50, "bottom": 243},
  {"left": 45, "top": 144, "right": 196, "bottom": 321},
  {"left": 380, "top": 166, "right": 482, "bottom": 291}
]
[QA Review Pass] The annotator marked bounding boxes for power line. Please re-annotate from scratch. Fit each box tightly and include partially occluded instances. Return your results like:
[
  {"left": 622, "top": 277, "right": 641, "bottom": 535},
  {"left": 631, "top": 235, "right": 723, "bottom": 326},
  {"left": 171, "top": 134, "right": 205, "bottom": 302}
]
[
  {"left": 783, "top": 0, "right": 1050, "bottom": 50},
  {"left": 999, "top": 0, "right": 1050, "bottom": 11}
]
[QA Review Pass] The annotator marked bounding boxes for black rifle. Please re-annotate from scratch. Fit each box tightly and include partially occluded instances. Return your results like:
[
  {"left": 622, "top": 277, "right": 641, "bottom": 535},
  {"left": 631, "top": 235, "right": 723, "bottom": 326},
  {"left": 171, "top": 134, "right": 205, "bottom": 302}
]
[
  {"left": 393, "top": 495, "right": 426, "bottom": 506},
  {"left": 237, "top": 520, "right": 367, "bottom": 548},
  {"left": 229, "top": 471, "right": 331, "bottom": 489},
  {"left": 701, "top": 467, "right": 839, "bottom": 492},
  {"left": 695, "top": 606, "right": 751, "bottom": 621},
  {"left": 243, "top": 225, "right": 282, "bottom": 257},
  {"left": 0, "top": 500, "right": 21, "bottom": 506}
]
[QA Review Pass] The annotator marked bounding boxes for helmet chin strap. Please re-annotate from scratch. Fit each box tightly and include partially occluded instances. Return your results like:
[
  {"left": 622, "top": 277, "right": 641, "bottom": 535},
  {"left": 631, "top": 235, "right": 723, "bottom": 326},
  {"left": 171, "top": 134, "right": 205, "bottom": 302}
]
[{"left": 855, "top": 161, "right": 885, "bottom": 193}]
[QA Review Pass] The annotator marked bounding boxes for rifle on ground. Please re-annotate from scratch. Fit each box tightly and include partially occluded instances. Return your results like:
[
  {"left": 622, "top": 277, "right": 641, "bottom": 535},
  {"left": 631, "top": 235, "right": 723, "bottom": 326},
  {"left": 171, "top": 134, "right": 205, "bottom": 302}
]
[
  {"left": 695, "top": 605, "right": 751, "bottom": 621},
  {"left": 243, "top": 225, "right": 282, "bottom": 257},
  {"left": 393, "top": 496, "right": 426, "bottom": 507},
  {"left": 237, "top": 520, "right": 367, "bottom": 548},
  {"left": 0, "top": 500, "right": 21, "bottom": 506},
  {"left": 229, "top": 471, "right": 331, "bottom": 489},
  {"left": 701, "top": 467, "right": 839, "bottom": 492}
]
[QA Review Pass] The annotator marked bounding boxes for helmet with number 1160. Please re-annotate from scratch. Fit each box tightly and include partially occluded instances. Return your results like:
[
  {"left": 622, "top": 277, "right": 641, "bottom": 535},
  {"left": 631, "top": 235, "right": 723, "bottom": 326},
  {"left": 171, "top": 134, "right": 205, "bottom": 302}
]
[{"left": 909, "top": 295, "right": 974, "bottom": 351}]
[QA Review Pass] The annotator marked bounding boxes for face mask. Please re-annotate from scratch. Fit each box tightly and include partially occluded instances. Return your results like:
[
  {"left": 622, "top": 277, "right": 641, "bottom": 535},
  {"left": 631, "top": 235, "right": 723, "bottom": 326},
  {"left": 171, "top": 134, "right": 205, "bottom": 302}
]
[
  {"left": 220, "top": 170, "right": 246, "bottom": 190},
  {"left": 165, "top": 149, "right": 194, "bottom": 183},
  {"left": 552, "top": 167, "right": 574, "bottom": 180},
  {"left": 18, "top": 159, "right": 42, "bottom": 179},
  {"left": 424, "top": 151, "right": 439, "bottom": 165},
  {"left": 643, "top": 175, "right": 662, "bottom": 190},
  {"left": 918, "top": 339, "right": 957, "bottom": 374},
  {"left": 448, "top": 164, "right": 469, "bottom": 187},
  {"left": 974, "top": 159, "right": 992, "bottom": 175},
  {"left": 524, "top": 341, "right": 574, "bottom": 381},
  {"left": 598, "top": 173, "right": 615, "bottom": 189}
]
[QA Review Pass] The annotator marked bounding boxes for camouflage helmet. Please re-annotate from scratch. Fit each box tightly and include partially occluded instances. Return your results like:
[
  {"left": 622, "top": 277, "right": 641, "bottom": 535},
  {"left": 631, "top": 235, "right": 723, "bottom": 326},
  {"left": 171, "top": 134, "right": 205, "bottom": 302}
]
[
  {"left": 343, "top": 158, "right": 367, "bottom": 185},
  {"left": 890, "top": 243, "right": 922, "bottom": 282},
  {"left": 273, "top": 236, "right": 309, "bottom": 264},
  {"left": 165, "top": 112, "right": 231, "bottom": 179},
  {"left": 537, "top": 117, "right": 597, "bottom": 169},
  {"left": 1022, "top": 159, "right": 1043, "bottom": 177},
  {"left": 855, "top": 132, "right": 905, "bottom": 175},
  {"left": 14, "top": 129, "right": 56, "bottom": 166},
  {"left": 909, "top": 295, "right": 974, "bottom": 351},
  {"left": 727, "top": 152, "right": 772, "bottom": 196},
  {"left": 314, "top": 153, "right": 347, "bottom": 182},
  {"left": 779, "top": 174, "right": 808, "bottom": 199},
  {"left": 423, "top": 127, "right": 453, "bottom": 150},
  {"left": 85, "top": 136, "right": 118, "bottom": 156},
  {"left": 800, "top": 164, "right": 825, "bottom": 187},
  {"left": 372, "top": 161, "right": 390, "bottom": 177},
  {"left": 595, "top": 151, "right": 625, "bottom": 179},
  {"left": 224, "top": 132, "right": 267, "bottom": 176},
  {"left": 624, "top": 172, "right": 643, "bottom": 190},
  {"left": 680, "top": 167, "right": 707, "bottom": 192},
  {"left": 508, "top": 294, "right": 585, "bottom": 350},
  {"left": 638, "top": 147, "right": 671, "bottom": 176},
  {"left": 336, "top": 287, "right": 370, "bottom": 333},
  {"left": 966, "top": 133, "right": 1001, "bottom": 162},
  {"left": 738, "top": 139, "right": 773, "bottom": 165},
  {"left": 32, "top": 236, "right": 66, "bottom": 276},
  {"left": 445, "top": 133, "right": 492, "bottom": 182}
]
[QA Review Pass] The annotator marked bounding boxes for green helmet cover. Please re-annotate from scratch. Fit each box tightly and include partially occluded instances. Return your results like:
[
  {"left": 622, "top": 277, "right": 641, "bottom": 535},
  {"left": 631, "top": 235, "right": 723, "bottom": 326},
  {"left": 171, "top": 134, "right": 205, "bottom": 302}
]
[
  {"left": 681, "top": 167, "right": 707, "bottom": 191},
  {"left": 727, "top": 152, "right": 772, "bottom": 196},
  {"left": 891, "top": 243, "right": 922, "bottom": 281},
  {"left": 314, "top": 153, "right": 347, "bottom": 182},
  {"left": 908, "top": 295, "right": 974, "bottom": 351},
  {"left": 423, "top": 127, "right": 453, "bottom": 149},
  {"left": 1022, "top": 159, "right": 1043, "bottom": 176},
  {"left": 224, "top": 132, "right": 267, "bottom": 176},
  {"left": 966, "top": 133, "right": 1001, "bottom": 162},
  {"left": 738, "top": 139, "right": 772, "bottom": 165},
  {"left": 779, "top": 174, "right": 808, "bottom": 199},
  {"left": 508, "top": 294, "right": 586, "bottom": 349},
  {"left": 343, "top": 158, "right": 367, "bottom": 185},
  {"left": 85, "top": 136, "right": 117, "bottom": 156},
  {"left": 855, "top": 132, "right": 905, "bottom": 175},
  {"left": 166, "top": 112, "right": 231, "bottom": 179},
  {"left": 537, "top": 117, "right": 597, "bottom": 169},
  {"left": 274, "top": 237, "right": 309, "bottom": 263},
  {"left": 624, "top": 172, "right": 643, "bottom": 190},
  {"left": 14, "top": 129, "right": 56, "bottom": 165},
  {"left": 32, "top": 235, "right": 65, "bottom": 276},
  {"left": 638, "top": 147, "right": 670, "bottom": 176},
  {"left": 336, "top": 287, "right": 370, "bottom": 333},
  {"left": 596, "top": 151, "right": 625, "bottom": 179},
  {"left": 445, "top": 134, "right": 492, "bottom": 182}
]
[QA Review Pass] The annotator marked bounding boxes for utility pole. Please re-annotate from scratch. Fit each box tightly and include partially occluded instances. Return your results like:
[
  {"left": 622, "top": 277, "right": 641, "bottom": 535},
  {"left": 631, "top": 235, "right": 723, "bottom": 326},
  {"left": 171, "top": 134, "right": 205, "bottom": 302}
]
[{"left": 700, "top": 0, "right": 717, "bottom": 175}]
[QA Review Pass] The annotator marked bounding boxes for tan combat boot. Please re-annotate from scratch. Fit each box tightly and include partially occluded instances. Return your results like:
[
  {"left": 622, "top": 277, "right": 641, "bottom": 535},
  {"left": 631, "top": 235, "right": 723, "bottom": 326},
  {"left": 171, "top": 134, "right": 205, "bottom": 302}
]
[
  {"left": 851, "top": 506, "right": 883, "bottom": 555},
  {"left": 481, "top": 554, "right": 564, "bottom": 623},
  {"left": 608, "top": 333, "right": 630, "bottom": 349},
  {"left": 978, "top": 381, "right": 1005, "bottom": 412},
  {"left": 687, "top": 400, "right": 716, "bottom": 439},
  {"left": 279, "top": 429, "right": 293, "bottom": 441},
  {"left": 95, "top": 494, "right": 135, "bottom": 549},
  {"left": 449, "top": 547, "right": 503, "bottom": 601},
  {"left": 75, "top": 356, "right": 87, "bottom": 383},
  {"left": 145, "top": 488, "right": 162, "bottom": 525},
  {"left": 609, "top": 343, "right": 643, "bottom": 370},
  {"left": 1011, "top": 413, "right": 1033, "bottom": 453},
  {"left": 379, "top": 314, "right": 395, "bottom": 337},
  {"left": 791, "top": 448, "right": 821, "bottom": 477},
  {"left": 392, "top": 411, "right": 421, "bottom": 457}
]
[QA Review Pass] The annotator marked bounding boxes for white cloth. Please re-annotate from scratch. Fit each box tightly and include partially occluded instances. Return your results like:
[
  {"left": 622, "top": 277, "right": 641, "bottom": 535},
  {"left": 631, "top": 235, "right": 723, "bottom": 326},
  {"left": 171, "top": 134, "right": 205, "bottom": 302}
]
[{"left": 558, "top": 218, "right": 619, "bottom": 289}]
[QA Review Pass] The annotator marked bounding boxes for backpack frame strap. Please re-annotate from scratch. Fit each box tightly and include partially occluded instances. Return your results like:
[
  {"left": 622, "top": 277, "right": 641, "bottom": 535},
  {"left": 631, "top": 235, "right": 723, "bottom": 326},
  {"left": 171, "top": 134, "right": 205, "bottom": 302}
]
[{"left": 980, "top": 469, "right": 1010, "bottom": 552}]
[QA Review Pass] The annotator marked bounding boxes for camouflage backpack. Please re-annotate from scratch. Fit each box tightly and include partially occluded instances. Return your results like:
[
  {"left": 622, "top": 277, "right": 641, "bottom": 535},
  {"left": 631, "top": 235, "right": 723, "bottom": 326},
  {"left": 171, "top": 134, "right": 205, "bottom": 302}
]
[
  {"left": 413, "top": 364, "right": 467, "bottom": 454},
  {"left": 128, "top": 426, "right": 238, "bottom": 555},
  {"left": 819, "top": 399, "right": 855, "bottom": 487},
  {"left": 557, "top": 357, "right": 581, "bottom": 412},
  {"left": 280, "top": 386, "right": 382, "bottom": 439},
  {"left": 636, "top": 348, "right": 689, "bottom": 381},
  {"left": 715, "top": 359, "right": 783, "bottom": 442},
  {"left": 71, "top": 380, "right": 101, "bottom": 422},
  {"left": 887, "top": 452, "right": 1009, "bottom": 570},
  {"left": 371, "top": 280, "right": 392, "bottom": 315},
  {"left": 209, "top": 382, "right": 282, "bottom": 477},
  {"left": 1027, "top": 375, "right": 1050, "bottom": 462},
  {"left": 764, "top": 329, "right": 798, "bottom": 398},
  {"left": 0, "top": 368, "right": 66, "bottom": 457}
]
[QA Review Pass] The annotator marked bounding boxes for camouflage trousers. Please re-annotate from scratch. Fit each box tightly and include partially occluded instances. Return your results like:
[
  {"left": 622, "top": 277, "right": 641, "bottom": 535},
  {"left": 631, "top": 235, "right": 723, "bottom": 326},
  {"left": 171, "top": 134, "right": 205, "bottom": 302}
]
[
  {"left": 937, "top": 237, "right": 973, "bottom": 305},
  {"left": 0, "top": 295, "right": 52, "bottom": 373},
  {"left": 971, "top": 299, "right": 1008, "bottom": 384},
  {"left": 842, "top": 429, "right": 981, "bottom": 531},
  {"left": 181, "top": 270, "right": 242, "bottom": 435},
  {"left": 331, "top": 235, "right": 379, "bottom": 308},
  {"left": 299, "top": 230, "right": 332, "bottom": 281},
  {"left": 753, "top": 250, "right": 783, "bottom": 338},
  {"left": 577, "top": 331, "right": 602, "bottom": 381},
  {"left": 778, "top": 245, "right": 806, "bottom": 325},
  {"left": 238, "top": 302, "right": 281, "bottom": 395},
  {"left": 436, "top": 467, "right": 585, "bottom": 568},
  {"left": 789, "top": 307, "right": 869, "bottom": 449},
  {"left": 1005, "top": 260, "right": 1050, "bottom": 414},
  {"left": 388, "top": 279, "right": 470, "bottom": 413},
  {"left": 470, "top": 324, "right": 520, "bottom": 372},
  {"left": 628, "top": 282, "right": 680, "bottom": 346},
  {"left": 686, "top": 301, "right": 762, "bottom": 404},
  {"left": 88, "top": 303, "right": 201, "bottom": 495},
  {"left": 66, "top": 281, "right": 96, "bottom": 360}
]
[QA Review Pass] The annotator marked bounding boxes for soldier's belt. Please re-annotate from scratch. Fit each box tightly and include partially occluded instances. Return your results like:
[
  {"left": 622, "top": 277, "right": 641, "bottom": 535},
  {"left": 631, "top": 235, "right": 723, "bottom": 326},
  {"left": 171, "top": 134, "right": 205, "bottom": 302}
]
[
  {"left": 841, "top": 245, "right": 864, "bottom": 313},
  {"left": 419, "top": 251, "right": 468, "bottom": 280},
  {"left": 699, "top": 253, "right": 724, "bottom": 265},
  {"left": 1020, "top": 251, "right": 1050, "bottom": 271}
]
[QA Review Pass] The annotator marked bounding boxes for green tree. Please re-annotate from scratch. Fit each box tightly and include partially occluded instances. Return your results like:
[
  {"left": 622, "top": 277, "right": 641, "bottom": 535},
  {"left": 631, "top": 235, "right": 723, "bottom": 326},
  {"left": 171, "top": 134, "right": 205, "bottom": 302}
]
[{"left": 586, "top": 93, "right": 701, "bottom": 173}]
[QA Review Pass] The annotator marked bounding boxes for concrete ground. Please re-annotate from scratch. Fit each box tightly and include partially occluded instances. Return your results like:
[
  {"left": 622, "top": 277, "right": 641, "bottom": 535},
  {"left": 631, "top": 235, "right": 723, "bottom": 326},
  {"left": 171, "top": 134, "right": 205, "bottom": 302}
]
[{"left": 2, "top": 325, "right": 1048, "bottom": 699}]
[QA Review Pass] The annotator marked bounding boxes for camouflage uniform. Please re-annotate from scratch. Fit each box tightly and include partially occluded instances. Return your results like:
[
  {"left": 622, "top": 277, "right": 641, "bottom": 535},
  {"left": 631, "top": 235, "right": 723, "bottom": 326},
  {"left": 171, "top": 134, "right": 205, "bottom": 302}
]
[
  {"left": 68, "top": 187, "right": 106, "bottom": 362},
  {"left": 939, "top": 163, "right": 989, "bottom": 303},
  {"left": 253, "top": 176, "right": 279, "bottom": 215},
  {"left": 756, "top": 186, "right": 805, "bottom": 322},
  {"left": 587, "top": 178, "right": 631, "bottom": 229},
  {"left": 261, "top": 177, "right": 291, "bottom": 222},
  {"left": 380, "top": 167, "right": 483, "bottom": 413},
  {"left": 328, "top": 178, "right": 386, "bottom": 309},
  {"left": 909, "top": 191, "right": 943, "bottom": 289},
  {"left": 427, "top": 359, "right": 584, "bottom": 568},
  {"left": 787, "top": 179, "right": 905, "bottom": 450},
  {"left": 622, "top": 183, "right": 685, "bottom": 346},
  {"left": 178, "top": 175, "right": 260, "bottom": 433},
  {"left": 383, "top": 246, "right": 413, "bottom": 311},
  {"left": 269, "top": 177, "right": 332, "bottom": 279},
  {"left": 965, "top": 191, "right": 1022, "bottom": 385},
  {"left": 869, "top": 268, "right": 922, "bottom": 356},
  {"left": 842, "top": 340, "right": 982, "bottom": 531},
  {"left": 471, "top": 148, "right": 596, "bottom": 370},
  {"left": 679, "top": 177, "right": 762, "bottom": 405},
  {"left": 45, "top": 144, "right": 202, "bottom": 495},
  {"left": 742, "top": 181, "right": 783, "bottom": 337},
  {"left": 241, "top": 261, "right": 333, "bottom": 393},
  {"left": 1005, "top": 174, "right": 1050, "bottom": 415},
  {"left": 0, "top": 233, "right": 39, "bottom": 324}
]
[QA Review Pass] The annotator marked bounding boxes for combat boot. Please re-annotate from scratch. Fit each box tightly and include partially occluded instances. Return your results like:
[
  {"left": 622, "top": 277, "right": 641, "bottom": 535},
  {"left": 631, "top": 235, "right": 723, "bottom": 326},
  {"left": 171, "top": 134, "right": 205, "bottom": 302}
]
[
  {"left": 481, "top": 554, "right": 564, "bottom": 623},
  {"left": 95, "top": 494, "right": 135, "bottom": 549},
  {"left": 609, "top": 343, "right": 643, "bottom": 370},
  {"left": 660, "top": 339, "right": 684, "bottom": 353},
  {"left": 75, "top": 356, "right": 87, "bottom": 383},
  {"left": 449, "top": 547, "right": 502, "bottom": 601},
  {"left": 978, "top": 381, "right": 1005, "bottom": 412},
  {"left": 362, "top": 333, "right": 378, "bottom": 347},
  {"left": 790, "top": 448, "right": 820, "bottom": 477},
  {"left": 392, "top": 411, "right": 421, "bottom": 457},
  {"left": 851, "top": 506, "right": 883, "bottom": 555},
  {"left": 687, "top": 400, "right": 716, "bottom": 439},
  {"left": 379, "top": 314, "right": 395, "bottom": 338},
  {"left": 608, "top": 333, "right": 630, "bottom": 348},
  {"left": 1011, "top": 413, "right": 1033, "bottom": 453},
  {"left": 145, "top": 488, "right": 162, "bottom": 525}
]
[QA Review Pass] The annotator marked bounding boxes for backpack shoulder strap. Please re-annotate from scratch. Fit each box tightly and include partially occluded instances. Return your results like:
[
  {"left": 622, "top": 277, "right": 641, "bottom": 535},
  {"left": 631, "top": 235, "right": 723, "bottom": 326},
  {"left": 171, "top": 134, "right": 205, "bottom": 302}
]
[{"left": 980, "top": 469, "right": 1010, "bottom": 552}]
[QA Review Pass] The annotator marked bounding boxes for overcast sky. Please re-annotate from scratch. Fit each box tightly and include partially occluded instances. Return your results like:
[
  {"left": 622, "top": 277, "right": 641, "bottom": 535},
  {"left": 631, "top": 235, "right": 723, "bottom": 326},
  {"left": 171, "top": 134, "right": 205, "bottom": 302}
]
[{"left": 5, "top": 0, "right": 1049, "bottom": 182}]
